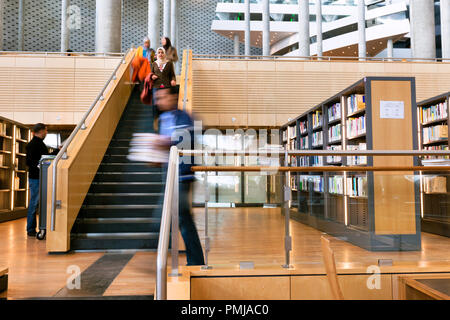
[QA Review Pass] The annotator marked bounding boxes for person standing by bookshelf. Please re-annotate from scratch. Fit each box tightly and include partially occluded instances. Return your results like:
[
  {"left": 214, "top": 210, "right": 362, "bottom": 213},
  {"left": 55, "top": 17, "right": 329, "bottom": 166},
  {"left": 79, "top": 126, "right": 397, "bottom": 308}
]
[{"left": 25, "top": 123, "right": 58, "bottom": 237}]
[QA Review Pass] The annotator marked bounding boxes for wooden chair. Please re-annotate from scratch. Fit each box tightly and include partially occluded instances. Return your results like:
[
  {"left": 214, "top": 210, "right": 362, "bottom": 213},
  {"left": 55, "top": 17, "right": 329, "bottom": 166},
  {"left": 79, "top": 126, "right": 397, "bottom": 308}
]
[{"left": 321, "top": 236, "right": 344, "bottom": 300}]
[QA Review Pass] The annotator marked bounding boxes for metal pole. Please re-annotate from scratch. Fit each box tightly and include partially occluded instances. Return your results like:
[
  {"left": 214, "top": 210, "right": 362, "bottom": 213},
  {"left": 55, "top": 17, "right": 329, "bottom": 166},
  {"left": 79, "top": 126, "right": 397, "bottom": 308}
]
[
  {"left": 282, "top": 146, "right": 292, "bottom": 269},
  {"left": 358, "top": 0, "right": 366, "bottom": 60},
  {"left": 244, "top": 0, "right": 251, "bottom": 57},
  {"left": 316, "top": 0, "right": 323, "bottom": 59},
  {"left": 202, "top": 153, "right": 212, "bottom": 270},
  {"left": 169, "top": 153, "right": 181, "bottom": 277},
  {"left": 61, "top": 0, "right": 70, "bottom": 52},
  {"left": 18, "top": 0, "right": 24, "bottom": 51}
]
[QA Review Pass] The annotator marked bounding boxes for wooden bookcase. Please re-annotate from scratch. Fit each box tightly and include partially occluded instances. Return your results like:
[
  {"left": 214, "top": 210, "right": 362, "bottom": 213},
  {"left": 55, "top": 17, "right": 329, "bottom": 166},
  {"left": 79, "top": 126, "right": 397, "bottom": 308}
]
[
  {"left": 282, "top": 77, "right": 420, "bottom": 251},
  {"left": 281, "top": 119, "right": 299, "bottom": 209},
  {"left": 0, "top": 116, "right": 31, "bottom": 223},
  {"left": 417, "top": 92, "right": 450, "bottom": 237}
]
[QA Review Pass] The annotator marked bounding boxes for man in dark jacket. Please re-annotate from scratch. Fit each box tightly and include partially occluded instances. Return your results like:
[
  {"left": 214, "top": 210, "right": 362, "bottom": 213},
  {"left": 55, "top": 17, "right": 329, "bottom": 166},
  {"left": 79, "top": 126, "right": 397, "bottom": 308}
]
[
  {"left": 155, "top": 86, "right": 205, "bottom": 266},
  {"left": 25, "top": 123, "right": 58, "bottom": 237}
]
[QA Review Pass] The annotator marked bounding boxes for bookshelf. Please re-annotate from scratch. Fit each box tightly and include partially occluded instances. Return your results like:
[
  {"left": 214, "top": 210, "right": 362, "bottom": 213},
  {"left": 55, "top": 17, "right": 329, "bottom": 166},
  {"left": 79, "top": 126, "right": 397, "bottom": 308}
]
[
  {"left": 282, "top": 77, "right": 420, "bottom": 251},
  {"left": 417, "top": 92, "right": 450, "bottom": 237},
  {"left": 0, "top": 116, "right": 31, "bottom": 223},
  {"left": 281, "top": 118, "right": 299, "bottom": 209}
]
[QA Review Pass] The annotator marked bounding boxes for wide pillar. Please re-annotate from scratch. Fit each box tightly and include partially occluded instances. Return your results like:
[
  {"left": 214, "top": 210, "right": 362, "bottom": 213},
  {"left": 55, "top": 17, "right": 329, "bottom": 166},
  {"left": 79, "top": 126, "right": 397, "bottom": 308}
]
[
  {"left": 61, "top": 0, "right": 70, "bottom": 52},
  {"left": 18, "top": 0, "right": 24, "bottom": 51},
  {"left": 410, "top": 0, "right": 436, "bottom": 59},
  {"left": 441, "top": 0, "right": 450, "bottom": 60},
  {"left": 170, "top": 0, "right": 177, "bottom": 46},
  {"left": 163, "top": 0, "right": 170, "bottom": 38},
  {"left": 148, "top": 0, "right": 160, "bottom": 51},
  {"left": 96, "top": 0, "right": 122, "bottom": 53},
  {"left": 0, "top": 0, "right": 3, "bottom": 51},
  {"left": 358, "top": 0, "right": 366, "bottom": 60},
  {"left": 316, "top": 0, "right": 322, "bottom": 58},
  {"left": 262, "top": 0, "right": 270, "bottom": 56},
  {"left": 298, "top": 0, "right": 310, "bottom": 57},
  {"left": 387, "top": 39, "right": 394, "bottom": 60},
  {"left": 244, "top": 0, "right": 251, "bottom": 56},
  {"left": 234, "top": 34, "right": 240, "bottom": 56}
]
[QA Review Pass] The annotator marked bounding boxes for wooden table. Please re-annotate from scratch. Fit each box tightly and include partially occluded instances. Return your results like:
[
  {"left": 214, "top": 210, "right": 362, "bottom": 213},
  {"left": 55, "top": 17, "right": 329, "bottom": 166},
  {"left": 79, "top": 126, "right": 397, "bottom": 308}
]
[
  {"left": 399, "top": 275, "right": 450, "bottom": 300},
  {"left": 0, "top": 267, "right": 8, "bottom": 299}
]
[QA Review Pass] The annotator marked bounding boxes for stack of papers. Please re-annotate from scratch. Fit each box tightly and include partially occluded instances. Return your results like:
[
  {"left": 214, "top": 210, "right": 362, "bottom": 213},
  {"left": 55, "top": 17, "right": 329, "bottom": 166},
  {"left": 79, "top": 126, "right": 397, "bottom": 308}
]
[
  {"left": 421, "top": 159, "right": 450, "bottom": 166},
  {"left": 127, "top": 133, "right": 169, "bottom": 163}
]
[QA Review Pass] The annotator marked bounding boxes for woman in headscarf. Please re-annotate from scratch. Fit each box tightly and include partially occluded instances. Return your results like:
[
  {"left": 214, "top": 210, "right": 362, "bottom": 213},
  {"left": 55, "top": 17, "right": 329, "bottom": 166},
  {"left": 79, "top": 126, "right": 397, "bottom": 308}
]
[
  {"left": 161, "top": 37, "right": 178, "bottom": 63},
  {"left": 151, "top": 47, "right": 176, "bottom": 89}
]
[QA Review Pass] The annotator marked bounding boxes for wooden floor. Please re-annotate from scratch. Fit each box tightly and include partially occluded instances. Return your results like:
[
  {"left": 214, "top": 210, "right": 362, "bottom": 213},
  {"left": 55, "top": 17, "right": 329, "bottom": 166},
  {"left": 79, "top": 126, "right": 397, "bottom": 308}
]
[{"left": 1, "top": 207, "right": 450, "bottom": 299}]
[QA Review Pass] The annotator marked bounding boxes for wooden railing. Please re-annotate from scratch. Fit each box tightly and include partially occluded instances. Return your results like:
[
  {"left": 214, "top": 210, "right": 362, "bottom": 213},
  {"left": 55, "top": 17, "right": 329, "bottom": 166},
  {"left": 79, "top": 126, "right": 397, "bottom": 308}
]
[
  {"left": 178, "top": 49, "right": 193, "bottom": 114},
  {"left": 45, "top": 49, "right": 135, "bottom": 253}
]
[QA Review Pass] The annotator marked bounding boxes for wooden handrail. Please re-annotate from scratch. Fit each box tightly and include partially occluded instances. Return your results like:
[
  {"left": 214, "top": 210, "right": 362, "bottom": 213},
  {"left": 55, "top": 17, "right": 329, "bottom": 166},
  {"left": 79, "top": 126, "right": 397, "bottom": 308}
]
[{"left": 191, "top": 166, "right": 450, "bottom": 172}]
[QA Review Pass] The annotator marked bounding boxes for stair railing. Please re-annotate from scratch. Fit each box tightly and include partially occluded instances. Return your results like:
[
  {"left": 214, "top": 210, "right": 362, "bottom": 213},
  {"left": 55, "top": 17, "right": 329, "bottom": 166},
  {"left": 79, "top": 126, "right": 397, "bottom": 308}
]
[
  {"left": 49, "top": 49, "right": 133, "bottom": 232},
  {"left": 156, "top": 145, "right": 180, "bottom": 300}
]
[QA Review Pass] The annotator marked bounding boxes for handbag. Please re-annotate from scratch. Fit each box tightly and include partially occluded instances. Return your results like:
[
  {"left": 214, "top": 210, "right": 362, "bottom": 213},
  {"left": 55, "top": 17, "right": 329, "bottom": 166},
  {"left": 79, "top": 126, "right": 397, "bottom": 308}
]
[{"left": 140, "top": 73, "right": 154, "bottom": 105}]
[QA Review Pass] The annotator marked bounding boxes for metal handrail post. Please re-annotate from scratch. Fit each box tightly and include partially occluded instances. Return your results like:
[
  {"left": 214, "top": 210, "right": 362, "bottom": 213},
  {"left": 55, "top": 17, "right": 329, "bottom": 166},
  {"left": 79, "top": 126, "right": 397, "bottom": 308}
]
[
  {"left": 156, "top": 146, "right": 178, "bottom": 300},
  {"left": 202, "top": 152, "right": 212, "bottom": 270},
  {"left": 50, "top": 48, "right": 132, "bottom": 231},
  {"left": 169, "top": 153, "right": 181, "bottom": 277},
  {"left": 282, "top": 146, "right": 292, "bottom": 269}
]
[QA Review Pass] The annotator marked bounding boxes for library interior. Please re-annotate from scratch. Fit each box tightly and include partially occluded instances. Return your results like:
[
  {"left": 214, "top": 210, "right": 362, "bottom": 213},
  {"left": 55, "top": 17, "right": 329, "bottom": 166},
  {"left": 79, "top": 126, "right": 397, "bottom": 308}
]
[{"left": 1, "top": 0, "right": 450, "bottom": 302}]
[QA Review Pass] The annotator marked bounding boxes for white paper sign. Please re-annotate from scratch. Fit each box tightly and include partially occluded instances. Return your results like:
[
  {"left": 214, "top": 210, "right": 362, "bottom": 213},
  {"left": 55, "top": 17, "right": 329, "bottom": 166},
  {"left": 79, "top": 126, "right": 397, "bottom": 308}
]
[{"left": 380, "top": 100, "right": 405, "bottom": 119}]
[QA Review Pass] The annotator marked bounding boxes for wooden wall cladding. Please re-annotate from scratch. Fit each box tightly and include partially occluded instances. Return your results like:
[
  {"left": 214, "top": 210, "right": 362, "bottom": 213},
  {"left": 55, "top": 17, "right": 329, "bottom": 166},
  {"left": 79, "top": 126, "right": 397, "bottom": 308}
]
[{"left": 192, "top": 59, "right": 450, "bottom": 127}]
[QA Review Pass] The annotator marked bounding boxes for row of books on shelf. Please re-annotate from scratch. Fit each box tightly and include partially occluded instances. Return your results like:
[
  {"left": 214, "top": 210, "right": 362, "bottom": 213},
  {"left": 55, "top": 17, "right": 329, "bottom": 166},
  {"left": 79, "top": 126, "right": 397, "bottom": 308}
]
[
  {"left": 312, "top": 156, "right": 323, "bottom": 167},
  {"left": 420, "top": 101, "right": 448, "bottom": 124},
  {"left": 347, "top": 176, "right": 367, "bottom": 197},
  {"left": 329, "top": 176, "right": 344, "bottom": 195},
  {"left": 0, "top": 123, "right": 8, "bottom": 136},
  {"left": 347, "top": 94, "right": 366, "bottom": 115},
  {"left": 347, "top": 115, "right": 366, "bottom": 138},
  {"left": 312, "top": 131, "right": 323, "bottom": 147},
  {"left": 299, "top": 136, "right": 308, "bottom": 149},
  {"left": 288, "top": 139, "right": 296, "bottom": 150},
  {"left": 312, "top": 110, "right": 323, "bottom": 129},
  {"left": 328, "top": 103, "right": 341, "bottom": 122},
  {"left": 422, "top": 176, "right": 447, "bottom": 194},
  {"left": 423, "top": 145, "right": 450, "bottom": 159},
  {"left": 347, "top": 143, "right": 367, "bottom": 165},
  {"left": 282, "top": 130, "right": 287, "bottom": 142},
  {"left": 327, "top": 145, "right": 342, "bottom": 164},
  {"left": 299, "top": 120, "right": 307, "bottom": 135},
  {"left": 299, "top": 156, "right": 309, "bottom": 166},
  {"left": 290, "top": 176, "right": 298, "bottom": 191},
  {"left": 299, "top": 175, "right": 309, "bottom": 191},
  {"left": 328, "top": 124, "right": 342, "bottom": 143},
  {"left": 312, "top": 176, "right": 324, "bottom": 193},
  {"left": 288, "top": 126, "right": 297, "bottom": 139},
  {"left": 290, "top": 156, "right": 297, "bottom": 167},
  {"left": 422, "top": 125, "right": 448, "bottom": 144}
]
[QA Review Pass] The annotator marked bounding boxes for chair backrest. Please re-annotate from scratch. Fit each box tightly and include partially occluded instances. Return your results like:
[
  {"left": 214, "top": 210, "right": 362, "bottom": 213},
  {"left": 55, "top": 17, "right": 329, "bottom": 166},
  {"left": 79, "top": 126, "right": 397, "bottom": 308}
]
[{"left": 321, "top": 236, "right": 344, "bottom": 300}]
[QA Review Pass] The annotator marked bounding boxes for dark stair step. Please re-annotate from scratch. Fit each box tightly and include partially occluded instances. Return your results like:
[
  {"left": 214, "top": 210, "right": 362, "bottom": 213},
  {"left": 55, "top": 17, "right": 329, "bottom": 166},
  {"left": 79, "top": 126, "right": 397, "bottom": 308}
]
[
  {"left": 98, "top": 163, "right": 161, "bottom": 172},
  {"left": 84, "top": 193, "right": 162, "bottom": 205},
  {"left": 71, "top": 232, "right": 159, "bottom": 250},
  {"left": 79, "top": 204, "right": 162, "bottom": 218},
  {"left": 94, "top": 172, "right": 163, "bottom": 183},
  {"left": 73, "top": 218, "right": 161, "bottom": 233},
  {"left": 89, "top": 182, "right": 164, "bottom": 193}
]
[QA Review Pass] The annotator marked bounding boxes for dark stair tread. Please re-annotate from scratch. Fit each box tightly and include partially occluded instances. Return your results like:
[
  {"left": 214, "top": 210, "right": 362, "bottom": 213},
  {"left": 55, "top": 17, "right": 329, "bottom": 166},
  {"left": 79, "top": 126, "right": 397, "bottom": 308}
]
[
  {"left": 73, "top": 232, "right": 159, "bottom": 240},
  {"left": 77, "top": 217, "right": 161, "bottom": 224}
]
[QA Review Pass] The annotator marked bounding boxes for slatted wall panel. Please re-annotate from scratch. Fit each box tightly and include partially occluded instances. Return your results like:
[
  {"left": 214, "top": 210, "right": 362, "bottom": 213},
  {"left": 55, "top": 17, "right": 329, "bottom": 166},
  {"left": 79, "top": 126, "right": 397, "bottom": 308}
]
[
  {"left": 192, "top": 60, "right": 450, "bottom": 127},
  {"left": 0, "top": 55, "right": 120, "bottom": 124}
]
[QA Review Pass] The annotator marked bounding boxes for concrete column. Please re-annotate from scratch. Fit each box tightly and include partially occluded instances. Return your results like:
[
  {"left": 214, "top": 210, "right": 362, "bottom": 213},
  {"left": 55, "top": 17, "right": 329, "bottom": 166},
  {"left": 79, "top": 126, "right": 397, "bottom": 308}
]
[
  {"left": 148, "top": 0, "right": 160, "bottom": 51},
  {"left": 316, "top": 0, "right": 322, "bottom": 58},
  {"left": 18, "top": 0, "right": 24, "bottom": 51},
  {"left": 170, "top": 0, "right": 177, "bottom": 47},
  {"left": 298, "top": 0, "right": 310, "bottom": 57},
  {"left": 95, "top": 0, "right": 122, "bottom": 54},
  {"left": 163, "top": 0, "right": 170, "bottom": 38},
  {"left": 244, "top": 0, "right": 251, "bottom": 56},
  {"left": 262, "top": 0, "right": 270, "bottom": 56},
  {"left": 441, "top": 0, "right": 450, "bottom": 60},
  {"left": 61, "top": 0, "right": 70, "bottom": 52},
  {"left": 0, "top": 0, "right": 3, "bottom": 51},
  {"left": 387, "top": 39, "right": 394, "bottom": 60},
  {"left": 234, "top": 34, "right": 240, "bottom": 56},
  {"left": 358, "top": 0, "right": 366, "bottom": 60},
  {"left": 410, "top": 0, "right": 436, "bottom": 59}
]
